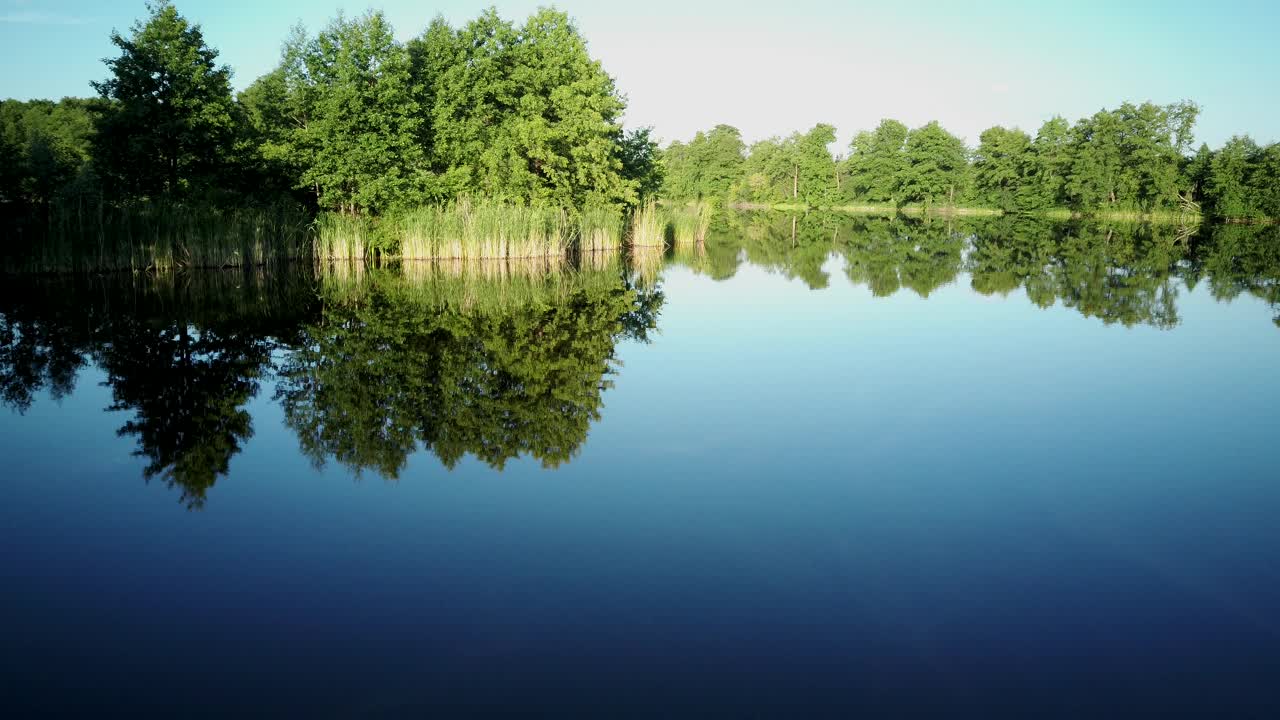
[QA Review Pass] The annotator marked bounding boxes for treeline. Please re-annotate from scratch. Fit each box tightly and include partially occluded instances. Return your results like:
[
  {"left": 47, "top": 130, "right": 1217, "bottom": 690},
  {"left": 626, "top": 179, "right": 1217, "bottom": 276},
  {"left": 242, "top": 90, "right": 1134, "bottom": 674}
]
[
  {"left": 0, "top": 1, "right": 661, "bottom": 218},
  {"left": 4, "top": 0, "right": 1278, "bottom": 243},
  {"left": 0, "top": 98, "right": 104, "bottom": 208},
  {"left": 661, "top": 105, "right": 1280, "bottom": 220}
]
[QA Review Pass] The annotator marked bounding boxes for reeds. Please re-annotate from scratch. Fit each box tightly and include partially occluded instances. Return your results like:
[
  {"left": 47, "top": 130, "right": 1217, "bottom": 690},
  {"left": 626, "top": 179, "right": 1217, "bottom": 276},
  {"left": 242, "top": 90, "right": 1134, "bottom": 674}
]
[
  {"left": 669, "top": 202, "right": 711, "bottom": 246},
  {"left": 628, "top": 201, "right": 666, "bottom": 248},
  {"left": 393, "top": 198, "right": 572, "bottom": 260},
  {"left": 314, "top": 214, "right": 369, "bottom": 261},
  {"left": 578, "top": 204, "right": 624, "bottom": 252},
  {"left": 14, "top": 200, "right": 313, "bottom": 273}
]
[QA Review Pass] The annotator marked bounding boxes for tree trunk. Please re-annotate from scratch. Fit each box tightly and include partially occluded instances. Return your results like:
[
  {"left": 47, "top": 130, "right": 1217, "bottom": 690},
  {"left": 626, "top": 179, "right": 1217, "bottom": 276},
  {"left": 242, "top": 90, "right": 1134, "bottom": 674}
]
[{"left": 793, "top": 165, "right": 799, "bottom": 199}]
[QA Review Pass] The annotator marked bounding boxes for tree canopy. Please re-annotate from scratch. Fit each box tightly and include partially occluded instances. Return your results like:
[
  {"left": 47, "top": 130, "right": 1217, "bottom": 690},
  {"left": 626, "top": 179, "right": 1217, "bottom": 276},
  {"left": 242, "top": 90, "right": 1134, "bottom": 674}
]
[{"left": 91, "top": 0, "right": 238, "bottom": 198}]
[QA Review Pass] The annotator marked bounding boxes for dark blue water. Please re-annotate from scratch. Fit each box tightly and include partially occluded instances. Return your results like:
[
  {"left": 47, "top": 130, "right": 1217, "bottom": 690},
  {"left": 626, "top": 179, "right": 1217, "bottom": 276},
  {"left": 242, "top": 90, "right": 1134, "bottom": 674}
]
[{"left": 3, "top": 217, "right": 1279, "bottom": 716}]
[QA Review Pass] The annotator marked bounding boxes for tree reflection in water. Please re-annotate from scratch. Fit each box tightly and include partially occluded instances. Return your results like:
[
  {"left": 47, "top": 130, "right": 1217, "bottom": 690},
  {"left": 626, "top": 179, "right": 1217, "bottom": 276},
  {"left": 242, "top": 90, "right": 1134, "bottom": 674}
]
[{"left": 2, "top": 216, "right": 1277, "bottom": 507}]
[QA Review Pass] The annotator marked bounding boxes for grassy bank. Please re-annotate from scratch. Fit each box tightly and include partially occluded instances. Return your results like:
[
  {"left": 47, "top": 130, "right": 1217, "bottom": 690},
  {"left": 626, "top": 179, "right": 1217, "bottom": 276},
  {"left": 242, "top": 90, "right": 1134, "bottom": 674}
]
[
  {"left": 669, "top": 203, "right": 711, "bottom": 245},
  {"left": 314, "top": 199, "right": 628, "bottom": 261},
  {"left": 627, "top": 202, "right": 667, "bottom": 248},
  {"left": 7, "top": 201, "right": 313, "bottom": 273},
  {"left": 626, "top": 201, "right": 712, "bottom": 249}
]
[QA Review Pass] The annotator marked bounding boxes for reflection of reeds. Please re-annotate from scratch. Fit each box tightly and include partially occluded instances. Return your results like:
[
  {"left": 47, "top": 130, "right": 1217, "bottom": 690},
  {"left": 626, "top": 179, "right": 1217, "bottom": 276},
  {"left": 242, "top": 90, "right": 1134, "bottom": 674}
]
[
  {"left": 628, "top": 244, "right": 665, "bottom": 287},
  {"left": 402, "top": 257, "right": 565, "bottom": 284},
  {"left": 315, "top": 259, "right": 368, "bottom": 304},
  {"left": 354, "top": 258, "right": 620, "bottom": 315},
  {"left": 577, "top": 247, "right": 622, "bottom": 274},
  {"left": 628, "top": 202, "right": 666, "bottom": 248},
  {"left": 0, "top": 264, "right": 321, "bottom": 336},
  {"left": 670, "top": 240, "right": 707, "bottom": 272}
]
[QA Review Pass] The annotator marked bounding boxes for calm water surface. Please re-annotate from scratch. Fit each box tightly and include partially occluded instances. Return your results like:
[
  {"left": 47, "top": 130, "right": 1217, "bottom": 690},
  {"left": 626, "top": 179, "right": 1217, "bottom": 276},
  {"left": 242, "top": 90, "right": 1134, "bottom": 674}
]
[{"left": 3, "top": 216, "right": 1279, "bottom": 716}]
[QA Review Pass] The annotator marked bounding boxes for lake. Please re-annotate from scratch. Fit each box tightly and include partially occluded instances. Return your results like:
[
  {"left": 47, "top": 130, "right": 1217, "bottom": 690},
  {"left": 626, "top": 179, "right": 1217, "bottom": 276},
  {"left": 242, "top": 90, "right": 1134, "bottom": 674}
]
[{"left": 2, "top": 214, "right": 1279, "bottom": 716}]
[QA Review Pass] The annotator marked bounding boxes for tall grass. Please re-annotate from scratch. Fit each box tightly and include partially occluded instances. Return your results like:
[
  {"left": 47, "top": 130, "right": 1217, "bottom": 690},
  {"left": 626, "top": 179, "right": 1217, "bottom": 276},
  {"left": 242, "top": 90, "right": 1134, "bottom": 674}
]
[
  {"left": 628, "top": 201, "right": 667, "bottom": 248},
  {"left": 578, "top": 205, "right": 624, "bottom": 252},
  {"left": 11, "top": 200, "right": 313, "bottom": 273},
  {"left": 669, "top": 202, "right": 711, "bottom": 245},
  {"left": 393, "top": 198, "right": 572, "bottom": 260},
  {"left": 314, "top": 214, "right": 369, "bottom": 262}
]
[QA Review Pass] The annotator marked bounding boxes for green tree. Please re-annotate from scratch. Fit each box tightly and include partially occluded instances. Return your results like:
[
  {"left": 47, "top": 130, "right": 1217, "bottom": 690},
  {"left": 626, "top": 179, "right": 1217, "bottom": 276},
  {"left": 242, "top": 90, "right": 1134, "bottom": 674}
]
[
  {"left": 973, "top": 126, "right": 1032, "bottom": 211},
  {"left": 660, "top": 124, "right": 745, "bottom": 203},
  {"left": 0, "top": 98, "right": 100, "bottom": 206},
  {"left": 737, "top": 125, "right": 840, "bottom": 205},
  {"left": 234, "top": 68, "right": 303, "bottom": 203},
  {"left": 899, "top": 121, "right": 969, "bottom": 206},
  {"left": 1023, "top": 116, "right": 1073, "bottom": 210},
  {"left": 845, "top": 119, "right": 909, "bottom": 204},
  {"left": 618, "top": 126, "right": 664, "bottom": 202},
  {"left": 1184, "top": 143, "right": 1214, "bottom": 213},
  {"left": 274, "top": 11, "right": 427, "bottom": 215},
  {"left": 1206, "top": 136, "right": 1260, "bottom": 219},
  {"left": 738, "top": 137, "right": 789, "bottom": 203},
  {"left": 416, "top": 8, "right": 634, "bottom": 207},
  {"left": 1064, "top": 101, "right": 1197, "bottom": 211},
  {"left": 91, "top": 0, "right": 237, "bottom": 198},
  {"left": 791, "top": 123, "right": 840, "bottom": 205},
  {"left": 1246, "top": 143, "right": 1280, "bottom": 219}
]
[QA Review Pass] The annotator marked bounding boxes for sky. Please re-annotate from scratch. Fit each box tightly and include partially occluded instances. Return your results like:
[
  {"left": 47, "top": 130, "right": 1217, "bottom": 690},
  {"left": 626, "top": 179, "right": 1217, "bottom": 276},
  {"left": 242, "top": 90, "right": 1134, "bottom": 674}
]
[{"left": 2, "top": 0, "right": 1277, "bottom": 150}]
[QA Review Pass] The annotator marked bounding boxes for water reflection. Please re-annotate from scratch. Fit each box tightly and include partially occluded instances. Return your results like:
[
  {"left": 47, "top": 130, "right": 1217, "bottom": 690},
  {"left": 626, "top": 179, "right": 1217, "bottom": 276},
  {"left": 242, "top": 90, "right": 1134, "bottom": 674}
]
[
  {"left": 0, "top": 262, "right": 661, "bottom": 505},
  {"left": 685, "top": 213, "right": 1280, "bottom": 330},
  {"left": 276, "top": 261, "right": 662, "bottom": 478},
  {"left": 0, "top": 271, "right": 318, "bottom": 506},
  {"left": 2, "top": 215, "right": 1278, "bottom": 506}
]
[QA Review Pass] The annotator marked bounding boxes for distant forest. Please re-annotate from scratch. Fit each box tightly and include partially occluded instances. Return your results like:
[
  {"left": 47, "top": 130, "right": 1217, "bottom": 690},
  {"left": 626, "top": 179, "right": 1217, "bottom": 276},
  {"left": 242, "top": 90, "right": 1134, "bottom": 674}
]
[
  {"left": 1, "top": 0, "right": 1278, "bottom": 223},
  {"left": 665, "top": 111, "right": 1279, "bottom": 219}
]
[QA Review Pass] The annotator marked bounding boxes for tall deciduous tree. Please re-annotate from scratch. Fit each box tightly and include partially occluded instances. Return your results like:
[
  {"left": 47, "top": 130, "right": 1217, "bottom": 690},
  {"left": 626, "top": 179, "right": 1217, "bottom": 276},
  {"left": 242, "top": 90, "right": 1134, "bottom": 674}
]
[
  {"left": 1023, "top": 116, "right": 1073, "bottom": 209},
  {"left": 845, "top": 119, "right": 909, "bottom": 204},
  {"left": 276, "top": 11, "right": 427, "bottom": 214},
  {"left": 1207, "top": 136, "right": 1261, "bottom": 219},
  {"left": 618, "top": 127, "right": 663, "bottom": 202},
  {"left": 973, "top": 126, "right": 1032, "bottom": 211},
  {"left": 660, "top": 124, "right": 745, "bottom": 203},
  {"left": 91, "top": 0, "right": 236, "bottom": 198},
  {"left": 414, "top": 8, "right": 635, "bottom": 207},
  {"left": 899, "top": 121, "right": 969, "bottom": 206}
]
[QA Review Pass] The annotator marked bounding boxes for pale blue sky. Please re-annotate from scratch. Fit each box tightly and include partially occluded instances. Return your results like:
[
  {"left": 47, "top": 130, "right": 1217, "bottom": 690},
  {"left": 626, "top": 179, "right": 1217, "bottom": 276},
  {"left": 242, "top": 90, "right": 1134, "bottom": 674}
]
[{"left": 2, "top": 0, "right": 1276, "bottom": 149}]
